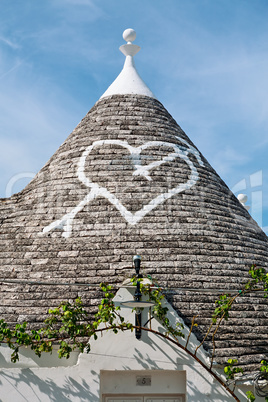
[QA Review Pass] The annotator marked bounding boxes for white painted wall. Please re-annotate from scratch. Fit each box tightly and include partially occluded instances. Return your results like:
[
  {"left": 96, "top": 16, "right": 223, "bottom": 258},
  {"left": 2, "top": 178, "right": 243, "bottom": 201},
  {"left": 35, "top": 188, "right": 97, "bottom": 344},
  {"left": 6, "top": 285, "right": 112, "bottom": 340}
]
[{"left": 0, "top": 287, "right": 257, "bottom": 401}]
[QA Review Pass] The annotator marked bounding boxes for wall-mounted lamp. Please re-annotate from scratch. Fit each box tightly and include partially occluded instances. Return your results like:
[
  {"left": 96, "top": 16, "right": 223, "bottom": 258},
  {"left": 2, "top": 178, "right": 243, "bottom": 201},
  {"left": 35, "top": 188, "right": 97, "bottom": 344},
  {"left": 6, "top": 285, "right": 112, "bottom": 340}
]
[{"left": 121, "top": 255, "right": 154, "bottom": 339}]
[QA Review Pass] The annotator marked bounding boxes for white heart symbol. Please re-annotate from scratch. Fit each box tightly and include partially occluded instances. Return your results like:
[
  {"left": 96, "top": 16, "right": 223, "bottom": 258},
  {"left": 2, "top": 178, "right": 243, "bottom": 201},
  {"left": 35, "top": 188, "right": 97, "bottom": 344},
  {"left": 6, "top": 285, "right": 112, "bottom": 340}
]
[{"left": 43, "top": 137, "right": 203, "bottom": 237}]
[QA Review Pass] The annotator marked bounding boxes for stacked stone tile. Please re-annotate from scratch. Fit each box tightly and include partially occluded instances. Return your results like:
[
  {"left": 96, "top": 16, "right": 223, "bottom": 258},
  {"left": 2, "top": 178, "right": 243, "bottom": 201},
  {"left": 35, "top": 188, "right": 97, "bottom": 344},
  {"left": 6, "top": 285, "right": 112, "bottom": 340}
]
[{"left": 0, "top": 30, "right": 267, "bottom": 373}]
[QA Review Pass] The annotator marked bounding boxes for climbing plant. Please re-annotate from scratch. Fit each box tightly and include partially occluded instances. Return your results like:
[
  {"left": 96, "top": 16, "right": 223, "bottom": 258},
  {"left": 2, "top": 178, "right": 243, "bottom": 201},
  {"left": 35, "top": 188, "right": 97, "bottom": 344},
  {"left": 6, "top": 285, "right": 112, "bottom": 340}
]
[{"left": 0, "top": 265, "right": 267, "bottom": 402}]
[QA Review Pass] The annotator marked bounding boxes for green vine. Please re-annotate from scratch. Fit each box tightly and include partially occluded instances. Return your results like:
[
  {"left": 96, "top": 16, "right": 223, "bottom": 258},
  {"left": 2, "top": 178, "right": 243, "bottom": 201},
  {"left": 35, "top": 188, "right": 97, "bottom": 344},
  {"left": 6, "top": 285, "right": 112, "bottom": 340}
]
[
  {"left": 133, "top": 277, "right": 184, "bottom": 339},
  {"left": 0, "top": 265, "right": 267, "bottom": 401},
  {"left": 224, "top": 359, "right": 244, "bottom": 382},
  {"left": 246, "top": 391, "right": 256, "bottom": 401}
]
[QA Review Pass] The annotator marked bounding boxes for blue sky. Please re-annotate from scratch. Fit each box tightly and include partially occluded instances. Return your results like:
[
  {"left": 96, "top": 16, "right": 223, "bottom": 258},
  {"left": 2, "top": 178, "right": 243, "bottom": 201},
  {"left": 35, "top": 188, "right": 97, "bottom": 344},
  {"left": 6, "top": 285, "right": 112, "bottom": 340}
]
[{"left": 0, "top": 0, "right": 268, "bottom": 233}]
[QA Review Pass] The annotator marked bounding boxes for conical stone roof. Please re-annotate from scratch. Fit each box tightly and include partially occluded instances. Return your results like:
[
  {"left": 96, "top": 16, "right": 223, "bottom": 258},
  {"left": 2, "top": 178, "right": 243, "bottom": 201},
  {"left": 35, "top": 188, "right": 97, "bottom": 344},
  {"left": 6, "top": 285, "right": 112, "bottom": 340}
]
[{"left": 0, "top": 30, "right": 267, "bottom": 373}]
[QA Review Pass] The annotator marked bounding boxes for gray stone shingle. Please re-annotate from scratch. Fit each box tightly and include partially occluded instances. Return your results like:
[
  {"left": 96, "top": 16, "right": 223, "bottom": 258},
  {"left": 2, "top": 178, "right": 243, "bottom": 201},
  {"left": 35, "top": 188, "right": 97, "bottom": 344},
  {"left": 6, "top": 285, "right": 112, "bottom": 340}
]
[{"left": 0, "top": 94, "right": 267, "bottom": 372}]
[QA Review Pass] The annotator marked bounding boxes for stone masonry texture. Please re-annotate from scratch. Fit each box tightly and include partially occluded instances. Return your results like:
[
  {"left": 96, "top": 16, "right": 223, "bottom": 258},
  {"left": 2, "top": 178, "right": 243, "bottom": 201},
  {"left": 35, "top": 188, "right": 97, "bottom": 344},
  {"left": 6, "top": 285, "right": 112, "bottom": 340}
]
[{"left": 0, "top": 94, "right": 267, "bottom": 372}]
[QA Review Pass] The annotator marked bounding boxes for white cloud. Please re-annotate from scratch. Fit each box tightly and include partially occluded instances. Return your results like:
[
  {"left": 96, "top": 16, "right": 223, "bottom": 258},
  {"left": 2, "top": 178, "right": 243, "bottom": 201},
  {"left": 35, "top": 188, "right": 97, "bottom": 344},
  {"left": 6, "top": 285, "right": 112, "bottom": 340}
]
[{"left": 0, "top": 36, "right": 19, "bottom": 49}]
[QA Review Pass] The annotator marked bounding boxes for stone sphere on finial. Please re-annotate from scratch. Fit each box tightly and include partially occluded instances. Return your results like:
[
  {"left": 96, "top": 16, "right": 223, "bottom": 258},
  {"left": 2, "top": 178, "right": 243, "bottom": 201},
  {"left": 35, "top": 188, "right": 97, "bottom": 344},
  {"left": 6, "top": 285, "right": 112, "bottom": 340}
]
[{"left": 123, "top": 28, "right": 136, "bottom": 43}]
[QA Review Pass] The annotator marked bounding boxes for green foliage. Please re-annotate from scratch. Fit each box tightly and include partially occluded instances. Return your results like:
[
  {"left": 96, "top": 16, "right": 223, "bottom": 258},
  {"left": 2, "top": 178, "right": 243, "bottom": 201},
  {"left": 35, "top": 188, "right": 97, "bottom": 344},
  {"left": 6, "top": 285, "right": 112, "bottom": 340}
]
[
  {"left": 260, "top": 359, "right": 268, "bottom": 374},
  {"left": 0, "top": 266, "right": 267, "bottom": 402},
  {"left": 246, "top": 265, "right": 268, "bottom": 296},
  {"left": 213, "top": 294, "right": 233, "bottom": 323},
  {"left": 0, "top": 279, "right": 186, "bottom": 362},
  {"left": 212, "top": 265, "right": 268, "bottom": 327},
  {"left": 0, "top": 280, "right": 185, "bottom": 362},
  {"left": 137, "top": 278, "right": 185, "bottom": 339},
  {"left": 246, "top": 391, "right": 255, "bottom": 401},
  {"left": 0, "top": 283, "right": 134, "bottom": 361},
  {"left": 224, "top": 359, "right": 243, "bottom": 380}
]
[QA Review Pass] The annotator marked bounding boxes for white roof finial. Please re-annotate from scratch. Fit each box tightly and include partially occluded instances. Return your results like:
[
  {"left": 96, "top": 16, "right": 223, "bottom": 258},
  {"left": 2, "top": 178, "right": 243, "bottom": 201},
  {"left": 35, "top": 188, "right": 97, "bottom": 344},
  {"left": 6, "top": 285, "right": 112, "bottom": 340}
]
[
  {"left": 119, "top": 28, "right": 140, "bottom": 58},
  {"left": 100, "top": 29, "right": 156, "bottom": 99},
  {"left": 123, "top": 28, "right": 136, "bottom": 43}
]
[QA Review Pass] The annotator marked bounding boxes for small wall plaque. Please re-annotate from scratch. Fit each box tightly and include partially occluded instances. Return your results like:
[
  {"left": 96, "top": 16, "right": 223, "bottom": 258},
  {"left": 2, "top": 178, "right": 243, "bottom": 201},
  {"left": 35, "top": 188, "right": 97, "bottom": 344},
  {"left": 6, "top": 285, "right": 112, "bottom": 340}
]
[{"left": 136, "top": 376, "right": 151, "bottom": 386}]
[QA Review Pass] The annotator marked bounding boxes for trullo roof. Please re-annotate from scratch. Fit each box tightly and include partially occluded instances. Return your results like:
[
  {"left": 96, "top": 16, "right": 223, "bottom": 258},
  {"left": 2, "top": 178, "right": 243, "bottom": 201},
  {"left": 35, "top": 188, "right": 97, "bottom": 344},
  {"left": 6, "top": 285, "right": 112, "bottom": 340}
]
[{"left": 0, "top": 29, "right": 267, "bottom": 373}]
